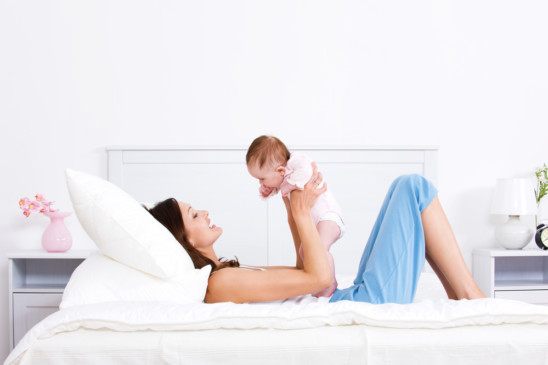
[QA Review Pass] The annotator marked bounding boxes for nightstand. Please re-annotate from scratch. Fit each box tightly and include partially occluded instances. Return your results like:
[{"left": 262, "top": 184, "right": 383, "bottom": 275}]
[
  {"left": 472, "top": 248, "right": 548, "bottom": 305},
  {"left": 7, "top": 249, "right": 96, "bottom": 349}
]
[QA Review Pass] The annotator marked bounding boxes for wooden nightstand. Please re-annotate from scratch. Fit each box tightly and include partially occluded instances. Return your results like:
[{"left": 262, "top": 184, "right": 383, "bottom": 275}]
[
  {"left": 7, "top": 249, "right": 96, "bottom": 349},
  {"left": 472, "top": 248, "right": 548, "bottom": 305}
]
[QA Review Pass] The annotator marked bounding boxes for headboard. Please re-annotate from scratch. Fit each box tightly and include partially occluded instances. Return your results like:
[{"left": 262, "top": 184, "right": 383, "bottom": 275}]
[{"left": 107, "top": 146, "right": 438, "bottom": 276}]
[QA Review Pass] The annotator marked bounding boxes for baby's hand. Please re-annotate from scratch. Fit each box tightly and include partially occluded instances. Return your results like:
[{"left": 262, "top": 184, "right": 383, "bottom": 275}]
[{"left": 259, "top": 185, "right": 274, "bottom": 198}]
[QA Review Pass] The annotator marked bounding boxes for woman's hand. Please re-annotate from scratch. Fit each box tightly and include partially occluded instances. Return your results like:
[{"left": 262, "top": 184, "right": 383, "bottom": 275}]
[{"left": 289, "top": 164, "right": 327, "bottom": 215}]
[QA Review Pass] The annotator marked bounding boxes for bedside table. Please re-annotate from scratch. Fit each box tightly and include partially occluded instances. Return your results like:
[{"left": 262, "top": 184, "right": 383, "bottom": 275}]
[
  {"left": 472, "top": 248, "right": 548, "bottom": 305},
  {"left": 7, "top": 249, "right": 96, "bottom": 349}
]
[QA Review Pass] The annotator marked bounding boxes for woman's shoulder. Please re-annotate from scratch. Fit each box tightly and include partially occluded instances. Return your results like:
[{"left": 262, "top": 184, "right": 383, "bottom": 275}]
[
  {"left": 208, "top": 265, "right": 267, "bottom": 284},
  {"left": 208, "top": 266, "right": 250, "bottom": 283},
  {"left": 206, "top": 267, "right": 238, "bottom": 300},
  {"left": 205, "top": 266, "right": 267, "bottom": 303}
]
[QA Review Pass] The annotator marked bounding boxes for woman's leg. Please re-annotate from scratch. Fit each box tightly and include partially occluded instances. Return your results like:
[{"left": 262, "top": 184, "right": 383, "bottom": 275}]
[
  {"left": 426, "top": 253, "right": 458, "bottom": 300},
  {"left": 421, "top": 197, "right": 486, "bottom": 299},
  {"left": 330, "top": 174, "right": 437, "bottom": 304}
]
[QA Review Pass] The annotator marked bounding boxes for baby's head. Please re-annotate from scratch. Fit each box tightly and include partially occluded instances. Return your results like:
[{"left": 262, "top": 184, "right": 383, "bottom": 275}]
[{"left": 246, "top": 135, "right": 290, "bottom": 189}]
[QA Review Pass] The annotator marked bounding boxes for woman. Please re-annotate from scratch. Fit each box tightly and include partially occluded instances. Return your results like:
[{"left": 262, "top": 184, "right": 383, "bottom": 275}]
[{"left": 147, "top": 168, "right": 486, "bottom": 304}]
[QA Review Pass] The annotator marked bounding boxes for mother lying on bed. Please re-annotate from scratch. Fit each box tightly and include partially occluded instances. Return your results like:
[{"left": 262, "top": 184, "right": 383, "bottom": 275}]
[{"left": 147, "top": 167, "right": 486, "bottom": 304}]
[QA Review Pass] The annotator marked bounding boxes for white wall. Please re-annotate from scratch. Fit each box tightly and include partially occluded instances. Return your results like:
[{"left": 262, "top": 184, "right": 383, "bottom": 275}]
[{"left": 1, "top": 0, "right": 547, "bottom": 360}]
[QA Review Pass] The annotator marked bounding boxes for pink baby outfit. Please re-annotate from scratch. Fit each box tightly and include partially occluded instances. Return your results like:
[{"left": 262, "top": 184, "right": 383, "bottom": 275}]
[{"left": 263, "top": 152, "right": 344, "bottom": 234}]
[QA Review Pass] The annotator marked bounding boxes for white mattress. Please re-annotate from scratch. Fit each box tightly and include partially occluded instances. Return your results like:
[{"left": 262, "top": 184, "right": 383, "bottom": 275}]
[
  {"left": 6, "top": 274, "right": 548, "bottom": 365},
  {"left": 14, "top": 323, "right": 548, "bottom": 365}
]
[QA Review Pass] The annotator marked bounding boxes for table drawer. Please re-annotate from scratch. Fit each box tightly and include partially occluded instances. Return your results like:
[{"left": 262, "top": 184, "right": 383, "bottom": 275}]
[
  {"left": 13, "top": 293, "right": 62, "bottom": 347},
  {"left": 494, "top": 290, "right": 548, "bottom": 304}
]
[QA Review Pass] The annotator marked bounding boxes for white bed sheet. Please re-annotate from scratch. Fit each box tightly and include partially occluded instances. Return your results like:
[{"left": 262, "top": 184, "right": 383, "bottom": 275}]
[
  {"left": 6, "top": 281, "right": 548, "bottom": 365},
  {"left": 13, "top": 323, "right": 548, "bottom": 365}
]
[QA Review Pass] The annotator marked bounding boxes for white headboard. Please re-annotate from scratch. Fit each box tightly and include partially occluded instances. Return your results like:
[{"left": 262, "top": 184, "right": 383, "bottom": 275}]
[{"left": 107, "top": 146, "right": 438, "bottom": 276}]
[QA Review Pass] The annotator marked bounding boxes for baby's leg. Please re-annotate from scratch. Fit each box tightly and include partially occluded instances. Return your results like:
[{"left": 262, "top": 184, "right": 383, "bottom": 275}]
[{"left": 310, "top": 220, "right": 341, "bottom": 297}]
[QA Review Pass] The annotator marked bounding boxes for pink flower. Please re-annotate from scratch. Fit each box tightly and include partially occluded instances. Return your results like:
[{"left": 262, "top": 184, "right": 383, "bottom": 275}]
[
  {"left": 27, "top": 201, "right": 42, "bottom": 213},
  {"left": 18, "top": 194, "right": 57, "bottom": 217},
  {"left": 40, "top": 201, "right": 56, "bottom": 212},
  {"left": 19, "top": 197, "right": 30, "bottom": 208}
]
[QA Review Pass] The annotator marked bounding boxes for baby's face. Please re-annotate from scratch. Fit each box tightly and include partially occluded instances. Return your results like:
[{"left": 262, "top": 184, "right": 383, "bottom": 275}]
[{"left": 247, "top": 161, "right": 285, "bottom": 189}]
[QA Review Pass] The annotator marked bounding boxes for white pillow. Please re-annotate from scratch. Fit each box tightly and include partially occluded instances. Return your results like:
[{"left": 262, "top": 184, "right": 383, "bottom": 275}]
[
  {"left": 65, "top": 168, "right": 193, "bottom": 278},
  {"left": 61, "top": 252, "right": 211, "bottom": 308}
]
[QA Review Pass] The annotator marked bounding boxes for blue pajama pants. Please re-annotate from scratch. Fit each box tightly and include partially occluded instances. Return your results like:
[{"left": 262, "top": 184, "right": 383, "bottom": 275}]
[{"left": 329, "top": 174, "right": 438, "bottom": 304}]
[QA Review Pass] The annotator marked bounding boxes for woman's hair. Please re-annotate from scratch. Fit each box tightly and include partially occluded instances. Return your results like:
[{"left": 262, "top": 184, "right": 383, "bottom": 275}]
[
  {"left": 145, "top": 198, "right": 239, "bottom": 274},
  {"left": 246, "top": 135, "right": 291, "bottom": 168}
]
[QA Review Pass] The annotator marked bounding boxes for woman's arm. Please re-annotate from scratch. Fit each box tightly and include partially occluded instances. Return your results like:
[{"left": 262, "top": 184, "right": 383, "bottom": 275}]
[
  {"left": 282, "top": 161, "right": 318, "bottom": 270},
  {"left": 205, "top": 170, "right": 332, "bottom": 304},
  {"left": 283, "top": 195, "right": 303, "bottom": 269}
]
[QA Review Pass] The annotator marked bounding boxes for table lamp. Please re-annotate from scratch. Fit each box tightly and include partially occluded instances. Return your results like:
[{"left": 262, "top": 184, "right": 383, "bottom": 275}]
[{"left": 491, "top": 178, "right": 537, "bottom": 249}]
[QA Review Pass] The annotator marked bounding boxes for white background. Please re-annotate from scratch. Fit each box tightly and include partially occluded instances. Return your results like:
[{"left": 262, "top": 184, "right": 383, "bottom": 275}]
[{"left": 1, "top": 0, "right": 547, "bottom": 360}]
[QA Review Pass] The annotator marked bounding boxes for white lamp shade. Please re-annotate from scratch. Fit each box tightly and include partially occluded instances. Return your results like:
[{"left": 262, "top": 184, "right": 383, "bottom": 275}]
[{"left": 490, "top": 178, "right": 537, "bottom": 215}]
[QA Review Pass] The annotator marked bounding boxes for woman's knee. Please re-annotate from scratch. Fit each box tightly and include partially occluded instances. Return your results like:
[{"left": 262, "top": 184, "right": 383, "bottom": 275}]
[
  {"left": 394, "top": 174, "right": 437, "bottom": 211},
  {"left": 394, "top": 174, "right": 427, "bottom": 190}
]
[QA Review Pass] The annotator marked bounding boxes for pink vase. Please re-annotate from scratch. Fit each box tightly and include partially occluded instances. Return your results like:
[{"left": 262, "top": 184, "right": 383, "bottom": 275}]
[{"left": 41, "top": 211, "right": 73, "bottom": 252}]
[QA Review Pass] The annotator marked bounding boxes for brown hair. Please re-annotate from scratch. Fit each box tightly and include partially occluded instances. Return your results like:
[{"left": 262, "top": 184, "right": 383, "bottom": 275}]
[
  {"left": 146, "top": 198, "right": 239, "bottom": 274},
  {"left": 246, "top": 135, "right": 291, "bottom": 168}
]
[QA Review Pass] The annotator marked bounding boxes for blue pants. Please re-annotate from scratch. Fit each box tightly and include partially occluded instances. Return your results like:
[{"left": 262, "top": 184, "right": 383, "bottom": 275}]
[{"left": 329, "top": 174, "right": 438, "bottom": 304}]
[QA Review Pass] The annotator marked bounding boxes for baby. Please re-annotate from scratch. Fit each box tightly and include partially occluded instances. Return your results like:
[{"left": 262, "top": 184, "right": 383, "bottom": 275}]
[{"left": 246, "top": 135, "right": 345, "bottom": 297}]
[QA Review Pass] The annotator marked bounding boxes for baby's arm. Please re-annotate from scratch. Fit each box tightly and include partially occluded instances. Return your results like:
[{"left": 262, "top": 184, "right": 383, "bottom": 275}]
[{"left": 282, "top": 196, "right": 304, "bottom": 269}]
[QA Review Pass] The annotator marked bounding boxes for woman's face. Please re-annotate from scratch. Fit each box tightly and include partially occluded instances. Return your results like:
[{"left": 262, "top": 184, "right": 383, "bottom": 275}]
[{"left": 178, "top": 201, "right": 223, "bottom": 251}]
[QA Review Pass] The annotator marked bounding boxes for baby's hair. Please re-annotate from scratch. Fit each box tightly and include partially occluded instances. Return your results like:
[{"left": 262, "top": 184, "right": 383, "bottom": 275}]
[{"left": 246, "top": 135, "right": 291, "bottom": 168}]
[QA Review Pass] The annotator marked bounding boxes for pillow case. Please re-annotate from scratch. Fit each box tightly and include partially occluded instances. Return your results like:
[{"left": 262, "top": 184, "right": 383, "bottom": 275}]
[
  {"left": 65, "top": 168, "right": 193, "bottom": 278},
  {"left": 61, "top": 252, "right": 211, "bottom": 308}
]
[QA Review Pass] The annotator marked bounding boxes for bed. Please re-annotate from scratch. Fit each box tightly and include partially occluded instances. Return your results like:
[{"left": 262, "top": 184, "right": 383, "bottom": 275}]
[{"left": 5, "top": 146, "right": 548, "bottom": 365}]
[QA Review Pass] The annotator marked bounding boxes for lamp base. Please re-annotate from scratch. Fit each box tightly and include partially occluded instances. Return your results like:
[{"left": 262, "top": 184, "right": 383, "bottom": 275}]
[{"left": 495, "top": 215, "right": 533, "bottom": 250}]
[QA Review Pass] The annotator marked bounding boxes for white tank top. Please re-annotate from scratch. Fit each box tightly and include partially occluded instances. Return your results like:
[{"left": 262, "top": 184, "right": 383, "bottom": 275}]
[{"left": 238, "top": 264, "right": 266, "bottom": 271}]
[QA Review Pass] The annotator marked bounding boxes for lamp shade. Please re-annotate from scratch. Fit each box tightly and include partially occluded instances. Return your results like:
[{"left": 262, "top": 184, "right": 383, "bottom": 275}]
[{"left": 490, "top": 178, "right": 537, "bottom": 215}]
